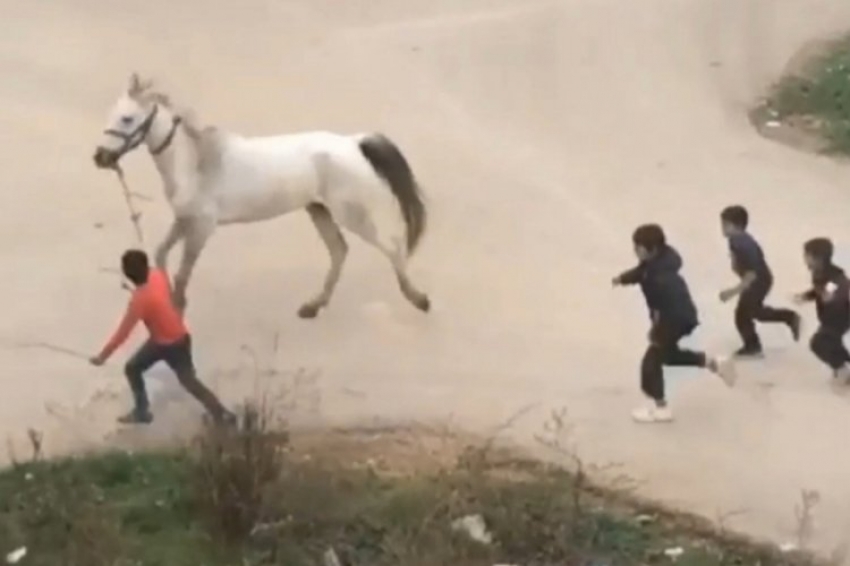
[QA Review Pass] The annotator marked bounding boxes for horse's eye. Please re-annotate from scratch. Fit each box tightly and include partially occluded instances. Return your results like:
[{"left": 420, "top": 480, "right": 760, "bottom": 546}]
[{"left": 120, "top": 115, "right": 134, "bottom": 126}]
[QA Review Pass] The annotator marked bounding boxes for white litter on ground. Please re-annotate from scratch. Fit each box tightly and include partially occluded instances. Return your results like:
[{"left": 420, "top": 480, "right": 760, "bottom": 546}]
[
  {"left": 5, "top": 547, "right": 26, "bottom": 564},
  {"left": 451, "top": 514, "right": 493, "bottom": 545},
  {"left": 779, "top": 542, "right": 798, "bottom": 553}
]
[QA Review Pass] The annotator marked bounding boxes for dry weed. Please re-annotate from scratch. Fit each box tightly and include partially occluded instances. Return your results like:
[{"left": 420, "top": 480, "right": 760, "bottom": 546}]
[
  {"left": 794, "top": 488, "right": 821, "bottom": 551},
  {"left": 191, "top": 394, "right": 289, "bottom": 546}
]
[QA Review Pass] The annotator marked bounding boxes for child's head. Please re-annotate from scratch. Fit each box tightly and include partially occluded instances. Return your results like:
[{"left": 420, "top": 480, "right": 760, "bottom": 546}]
[
  {"left": 632, "top": 223, "right": 666, "bottom": 261},
  {"left": 803, "top": 237, "right": 833, "bottom": 271},
  {"left": 720, "top": 205, "right": 748, "bottom": 237},
  {"left": 121, "top": 249, "right": 150, "bottom": 286}
]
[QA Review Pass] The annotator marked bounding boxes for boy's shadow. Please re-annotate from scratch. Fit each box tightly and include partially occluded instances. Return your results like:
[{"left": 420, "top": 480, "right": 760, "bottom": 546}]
[{"left": 105, "top": 367, "right": 206, "bottom": 449}]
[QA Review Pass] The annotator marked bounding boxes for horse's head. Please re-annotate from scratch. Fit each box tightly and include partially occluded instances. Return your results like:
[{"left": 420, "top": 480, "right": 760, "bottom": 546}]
[{"left": 93, "top": 73, "right": 160, "bottom": 169}]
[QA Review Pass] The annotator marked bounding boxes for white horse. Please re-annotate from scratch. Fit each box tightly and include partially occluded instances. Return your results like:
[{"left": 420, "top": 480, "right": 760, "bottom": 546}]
[{"left": 93, "top": 73, "right": 430, "bottom": 317}]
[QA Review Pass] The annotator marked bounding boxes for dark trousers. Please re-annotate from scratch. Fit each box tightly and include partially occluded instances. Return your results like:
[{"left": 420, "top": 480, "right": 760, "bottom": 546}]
[
  {"left": 641, "top": 322, "right": 706, "bottom": 402},
  {"left": 124, "top": 335, "right": 228, "bottom": 419},
  {"left": 809, "top": 324, "right": 850, "bottom": 371},
  {"left": 735, "top": 279, "right": 796, "bottom": 349}
]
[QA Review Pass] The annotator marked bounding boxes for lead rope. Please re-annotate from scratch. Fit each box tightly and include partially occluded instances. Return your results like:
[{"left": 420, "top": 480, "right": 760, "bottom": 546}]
[
  {"left": 107, "top": 164, "right": 146, "bottom": 293},
  {"left": 4, "top": 162, "right": 147, "bottom": 365},
  {"left": 111, "top": 164, "right": 146, "bottom": 245}
]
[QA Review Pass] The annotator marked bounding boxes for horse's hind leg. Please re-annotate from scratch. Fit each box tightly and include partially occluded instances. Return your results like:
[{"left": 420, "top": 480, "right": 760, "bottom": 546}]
[
  {"left": 387, "top": 245, "right": 430, "bottom": 313},
  {"left": 335, "top": 202, "right": 430, "bottom": 313},
  {"left": 298, "top": 203, "right": 348, "bottom": 319}
]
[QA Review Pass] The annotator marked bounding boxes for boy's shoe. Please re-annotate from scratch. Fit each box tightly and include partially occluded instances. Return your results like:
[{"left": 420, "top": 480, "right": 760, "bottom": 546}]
[
  {"left": 733, "top": 345, "right": 764, "bottom": 359},
  {"left": 631, "top": 405, "right": 674, "bottom": 424},
  {"left": 203, "top": 410, "right": 238, "bottom": 428},
  {"left": 220, "top": 410, "right": 238, "bottom": 428},
  {"left": 117, "top": 409, "right": 154, "bottom": 425},
  {"left": 707, "top": 356, "right": 737, "bottom": 387},
  {"left": 788, "top": 313, "right": 802, "bottom": 342}
]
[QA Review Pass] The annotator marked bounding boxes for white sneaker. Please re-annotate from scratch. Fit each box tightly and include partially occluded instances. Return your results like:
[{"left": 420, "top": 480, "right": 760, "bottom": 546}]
[
  {"left": 632, "top": 406, "right": 674, "bottom": 424},
  {"left": 709, "top": 356, "right": 737, "bottom": 387}
]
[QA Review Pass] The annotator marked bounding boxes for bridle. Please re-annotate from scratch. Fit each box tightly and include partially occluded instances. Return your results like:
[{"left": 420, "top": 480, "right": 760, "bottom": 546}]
[
  {"left": 99, "top": 103, "right": 183, "bottom": 247},
  {"left": 102, "top": 104, "right": 183, "bottom": 159}
]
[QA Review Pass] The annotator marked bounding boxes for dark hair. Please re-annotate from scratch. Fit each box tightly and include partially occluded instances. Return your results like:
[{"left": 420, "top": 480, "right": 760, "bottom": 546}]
[
  {"left": 720, "top": 205, "right": 749, "bottom": 229},
  {"left": 121, "top": 249, "right": 150, "bottom": 285},
  {"left": 804, "top": 237, "right": 834, "bottom": 263},
  {"left": 632, "top": 223, "right": 667, "bottom": 253}
]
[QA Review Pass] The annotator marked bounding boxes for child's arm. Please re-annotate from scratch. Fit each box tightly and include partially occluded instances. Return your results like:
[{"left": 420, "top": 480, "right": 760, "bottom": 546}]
[
  {"left": 721, "top": 239, "right": 760, "bottom": 301},
  {"left": 93, "top": 297, "right": 142, "bottom": 363},
  {"left": 793, "top": 288, "right": 818, "bottom": 304},
  {"left": 613, "top": 264, "right": 643, "bottom": 286},
  {"left": 720, "top": 271, "right": 757, "bottom": 302}
]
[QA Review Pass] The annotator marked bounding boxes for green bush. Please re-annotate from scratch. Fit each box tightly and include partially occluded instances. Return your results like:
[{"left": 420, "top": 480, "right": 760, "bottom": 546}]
[{"left": 770, "top": 36, "right": 850, "bottom": 154}]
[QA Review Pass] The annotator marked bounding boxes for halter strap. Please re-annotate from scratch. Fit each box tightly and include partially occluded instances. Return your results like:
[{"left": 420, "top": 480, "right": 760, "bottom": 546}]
[
  {"left": 150, "top": 116, "right": 182, "bottom": 155},
  {"left": 102, "top": 105, "right": 182, "bottom": 158}
]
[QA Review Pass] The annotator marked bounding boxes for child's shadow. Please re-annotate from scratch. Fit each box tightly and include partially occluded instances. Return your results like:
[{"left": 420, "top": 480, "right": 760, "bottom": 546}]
[{"left": 104, "top": 368, "right": 205, "bottom": 448}]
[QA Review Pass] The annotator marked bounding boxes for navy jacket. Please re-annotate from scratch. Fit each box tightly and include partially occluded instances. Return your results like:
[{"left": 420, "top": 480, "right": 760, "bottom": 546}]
[
  {"left": 802, "top": 263, "right": 850, "bottom": 330},
  {"left": 728, "top": 231, "right": 773, "bottom": 285},
  {"left": 617, "top": 245, "right": 699, "bottom": 329}
]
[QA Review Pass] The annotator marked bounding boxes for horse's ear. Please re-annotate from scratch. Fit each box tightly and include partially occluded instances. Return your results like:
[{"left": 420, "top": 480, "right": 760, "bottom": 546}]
[
  {"left": 128, "top": 72, "right": 141, "bottom": 94},
  {"left": 128, "top": 72, "right": 154, "bottom": 96}
]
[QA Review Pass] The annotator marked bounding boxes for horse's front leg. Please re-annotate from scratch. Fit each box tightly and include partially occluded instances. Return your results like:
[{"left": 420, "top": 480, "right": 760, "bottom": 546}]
[
  {"left": 154, "top": 218, "right": 186, "bottom": 270},
  {"left": 172, "top": 218, "right": 215, "bottom": 313}
]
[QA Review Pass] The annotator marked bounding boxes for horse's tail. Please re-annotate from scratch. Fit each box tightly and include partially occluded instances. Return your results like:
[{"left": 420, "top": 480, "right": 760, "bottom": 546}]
[{"left": 358, "top": 133, "right": 427, "bottom": 256}]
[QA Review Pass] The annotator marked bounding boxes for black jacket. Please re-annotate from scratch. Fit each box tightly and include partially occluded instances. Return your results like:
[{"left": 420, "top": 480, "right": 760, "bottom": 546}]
[
  {"left": 802, "top": 263, "right": 850, "bottom": 330},
  {"left": 617, "top": 245, "right": 699, "bottom": 329}
]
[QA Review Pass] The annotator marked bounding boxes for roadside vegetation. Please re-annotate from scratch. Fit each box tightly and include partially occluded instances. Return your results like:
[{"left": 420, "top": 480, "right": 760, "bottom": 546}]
[
  {"left": 756, "top": 34, "right": 850, "bottom": 155},
  {"left": 0, "top": 403, "right": 829, "bottom": 566}
]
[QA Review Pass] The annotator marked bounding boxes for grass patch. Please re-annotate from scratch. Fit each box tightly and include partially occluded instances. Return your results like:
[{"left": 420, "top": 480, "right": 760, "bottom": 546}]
[
  {"left": 760, "top": 34, "right": 850, "bottom": 155},
  {"left": 0, "top": 410, "right": 829, "bottom": 566}
]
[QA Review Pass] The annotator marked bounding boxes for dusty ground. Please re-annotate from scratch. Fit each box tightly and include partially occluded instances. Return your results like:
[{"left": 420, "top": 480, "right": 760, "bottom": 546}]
[{"left": 3, "top": 0, "right": 850, "bottom": 556}]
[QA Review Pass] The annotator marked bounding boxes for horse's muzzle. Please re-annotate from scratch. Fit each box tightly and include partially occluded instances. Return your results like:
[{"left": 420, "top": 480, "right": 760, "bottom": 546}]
[{"left": 93, "top": 147, "right": 119, "bottom": 169}]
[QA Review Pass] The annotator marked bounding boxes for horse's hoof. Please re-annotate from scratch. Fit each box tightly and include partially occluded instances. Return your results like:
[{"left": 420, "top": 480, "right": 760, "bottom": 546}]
[
  {"left": 414, "top": 295, "right": 431, "bottom": 313},
  {"left": 297, "top": 304, "right": 321, "bottom": 319}
]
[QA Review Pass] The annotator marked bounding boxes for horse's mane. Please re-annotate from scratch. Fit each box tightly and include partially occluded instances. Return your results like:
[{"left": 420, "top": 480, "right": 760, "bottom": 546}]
[
  {"left": 147, "top": 90, "right": 173, "bottom": 108},
  {"left": 181, "top": 112, "right": 224, "bottom": 175},
  {"left": 135, "top": 81, "right": 224, "bottom": 175}
]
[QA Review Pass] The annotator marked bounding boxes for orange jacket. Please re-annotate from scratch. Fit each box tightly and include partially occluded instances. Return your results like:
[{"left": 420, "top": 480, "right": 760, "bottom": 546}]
[{"left": 98, "top": 269, "right": 188, "bottom": 360}]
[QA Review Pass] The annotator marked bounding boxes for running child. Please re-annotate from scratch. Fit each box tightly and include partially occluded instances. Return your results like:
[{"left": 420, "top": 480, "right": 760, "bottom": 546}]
[
  {"left": 718, "top": 205, "right": 801, "bottom": 357},
  {"left": 613, "top": 224, "right": 736, "bottom": 423},
  {"left": 793, "top": 237, "right": 850, "bottom": 389},
  {"left": 89, "top": 249, "right": 235, "bottom": 425}
]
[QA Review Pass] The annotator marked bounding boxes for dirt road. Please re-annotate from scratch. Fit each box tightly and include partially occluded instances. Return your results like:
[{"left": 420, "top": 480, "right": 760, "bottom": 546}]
[{"left": 3, "top": 0, "right": 850, "bottom": 554}]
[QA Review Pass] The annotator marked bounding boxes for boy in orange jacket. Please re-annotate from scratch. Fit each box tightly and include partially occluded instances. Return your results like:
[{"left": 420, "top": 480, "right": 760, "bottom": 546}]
[{"left": 90, "top": 249, "right": 234, "bottom": 425}]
